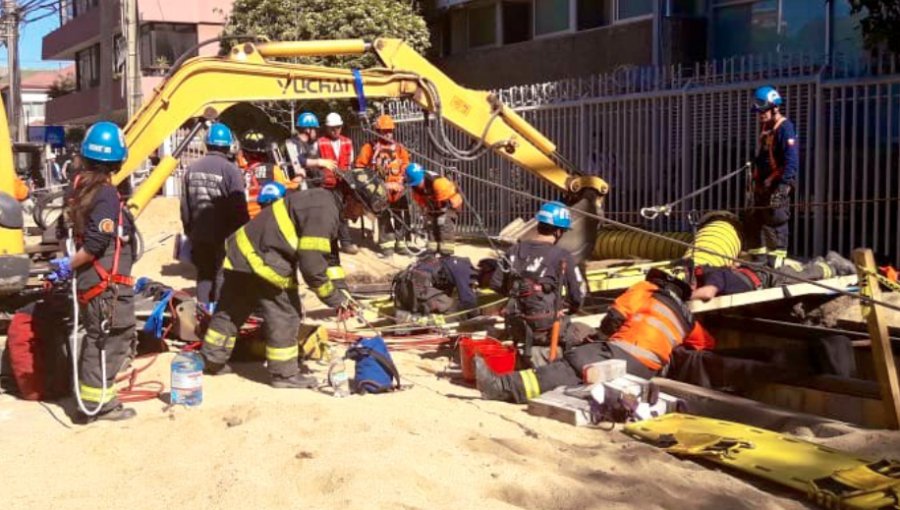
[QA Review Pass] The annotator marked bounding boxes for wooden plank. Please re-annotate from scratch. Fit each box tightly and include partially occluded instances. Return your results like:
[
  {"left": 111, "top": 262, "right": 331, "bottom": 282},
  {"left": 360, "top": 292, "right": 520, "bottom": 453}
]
[
  {"left": 853, "top": 248, "right": 900, "bottom": 429},
  {"left": 689, "top": 275, "right": 858, "bottom": 313}
]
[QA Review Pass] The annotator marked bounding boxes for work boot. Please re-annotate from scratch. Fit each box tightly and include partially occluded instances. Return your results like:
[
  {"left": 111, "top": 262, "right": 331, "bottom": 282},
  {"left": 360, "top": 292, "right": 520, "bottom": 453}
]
[
  {"left": 474, "top": 357, "right": 513, "bottom": 402},
  {"left": 341, "top": 243, "right": 360, "bottom": 255},
  {"left": 826, "top": 251, "right": 856, "bottom": 276},
  {"left": 203, "top": 359, "right": 232, "bottom": 376},
  {"left": 271, "top": 373, "right": 319, "bottom": 389},
  {"left": 75, "top": 404, "right": 137, "bottom": 425},
  {"left": 377, "top": 249, "right": 394, "bottom": 259}
]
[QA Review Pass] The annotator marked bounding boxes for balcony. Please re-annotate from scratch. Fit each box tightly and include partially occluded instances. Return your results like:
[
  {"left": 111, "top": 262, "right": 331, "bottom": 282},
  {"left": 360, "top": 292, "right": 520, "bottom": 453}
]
[
  {"left": 42, "top": 7, "right": 101, "bottom": 60},
  {"left": 45, "top": 87, "right": 100, "bottom": 125}
]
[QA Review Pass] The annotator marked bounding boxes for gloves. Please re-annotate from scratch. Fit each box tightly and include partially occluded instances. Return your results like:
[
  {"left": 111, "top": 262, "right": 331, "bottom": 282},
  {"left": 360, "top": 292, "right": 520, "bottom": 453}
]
[
  {"left": 336, "top": 301, "right": 357, "bottom": 322},
  {"left": 46, "top": 256, "right": 73, "bottom": 283}
]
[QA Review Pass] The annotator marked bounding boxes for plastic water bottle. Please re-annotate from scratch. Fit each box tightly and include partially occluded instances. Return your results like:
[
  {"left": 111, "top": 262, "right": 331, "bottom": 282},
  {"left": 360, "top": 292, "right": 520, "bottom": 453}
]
[
  {"left": 328, "top": 348, "right": 350, "bottom": 398},
  {"left": 171, "top": 351, "right": 204, "bottom": 406}
]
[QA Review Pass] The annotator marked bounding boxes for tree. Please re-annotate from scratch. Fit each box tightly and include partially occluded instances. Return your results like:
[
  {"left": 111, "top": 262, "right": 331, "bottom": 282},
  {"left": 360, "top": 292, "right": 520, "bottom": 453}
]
[
  {"left": 847, "top": 0, "right": 900, "bottom": 53},
  {"left": 221, "top": 0, "right": 431, "bottom": 128}
]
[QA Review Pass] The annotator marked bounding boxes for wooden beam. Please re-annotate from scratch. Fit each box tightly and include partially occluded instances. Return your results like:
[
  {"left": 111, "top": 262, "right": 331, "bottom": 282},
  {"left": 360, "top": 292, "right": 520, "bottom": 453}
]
[
  {"left": 689, "top": 275, "right": 858, "bottom": 313},
  {"left": 853, "top": 248, "right": 900, "bottom": 429}
]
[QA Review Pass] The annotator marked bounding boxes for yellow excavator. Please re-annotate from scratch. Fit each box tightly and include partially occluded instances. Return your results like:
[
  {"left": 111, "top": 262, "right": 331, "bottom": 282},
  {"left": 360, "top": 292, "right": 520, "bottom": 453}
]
[{"left": 0, "top": 94, "right": 30, "bottom": 299}]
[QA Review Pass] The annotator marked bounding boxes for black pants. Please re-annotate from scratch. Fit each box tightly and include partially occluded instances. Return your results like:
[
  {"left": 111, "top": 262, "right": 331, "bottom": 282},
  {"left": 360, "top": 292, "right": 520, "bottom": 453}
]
[
  {"left": 77, "top": 287, "right": 135, "bottom": 413},
  {"left": 191, "top": 239, "right": 225, "bottom": 307},
  {"left": 378, "top": 197, "right": 409, "bottom": 253},
  {"left": 200, "top": 271, "right": 303, "bottom": 379},
  {"left": 506, "top": 341, "right": 656, "bottom": 403},
  {"left": 427, "top": 209, "right": 458, "bottom": 255},
  {"left": 744, "top": 189, "right": 790, "bottom": 266}
]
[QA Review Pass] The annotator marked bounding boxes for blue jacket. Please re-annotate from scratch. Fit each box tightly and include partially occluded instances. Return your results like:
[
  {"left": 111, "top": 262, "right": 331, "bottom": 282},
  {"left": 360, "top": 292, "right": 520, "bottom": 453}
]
[{"left": 754, "top": 117, "right": 799, "bottom": 188}]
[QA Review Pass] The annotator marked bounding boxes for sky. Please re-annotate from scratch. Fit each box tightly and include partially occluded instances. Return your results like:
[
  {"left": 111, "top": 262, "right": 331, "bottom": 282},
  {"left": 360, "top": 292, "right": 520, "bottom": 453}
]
[{"left": 0, "top": 9, "right": 67, "bottom": 71}]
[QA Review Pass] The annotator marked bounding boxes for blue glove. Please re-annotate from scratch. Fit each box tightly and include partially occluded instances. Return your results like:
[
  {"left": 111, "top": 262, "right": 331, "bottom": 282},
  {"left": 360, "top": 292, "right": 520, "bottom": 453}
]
[{"left": 47, "top": 256, "right": 73, "bottom": 283}]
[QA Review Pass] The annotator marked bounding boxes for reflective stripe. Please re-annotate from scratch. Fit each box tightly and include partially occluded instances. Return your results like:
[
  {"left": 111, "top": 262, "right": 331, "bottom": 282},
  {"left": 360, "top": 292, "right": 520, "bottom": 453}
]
[
  {"left": 235, "top": 228, "right": 294, "bottom": 289},
  {"left": 326, "top": 266, "right": 346, "bottom": 280},
  {"left": 204, "top": 329, "right": 235, "bottom": 349},
  {"left": 395, "top": 241, "right": 407, "bottom": 248},
  {"left": 771, "top": 249, "right": 788, "bottom": 257},
  {"left": 223, "top": 256, "right": 233, "bottom": 270},
  {"left": 298, "top": 236, "right": 331, "bottom": 253},
  {"left": 315, "top": 280, "right": 336, "bottom": 298},
  {"left": 644, "top": 316, "right": 682, "bottom": 348},
  {"left": 79, "top": 382, "right": 117, "bottom": 404},
  {"left": 379, "top": 241, "right": 395, "bottom": 249},
  {"left": 816, "top": 261, "right": 833, "bottom": 278},
  {"left": 426, "top": 241, "right": 438, "bottom": 251},
  {"left": 747, "top": 247, "right": 768, "bottom": 255},
  {"left": 520, "top": 369, "right": 541, "bottom": 400},
  {"left": 272, "top": 200, "right": 299, "bottom": 249},
  {"left": 650, "top": 302, "right": 688, "bottom": 338},
  {"left": 611, "top": 340, "right": 663, "bottom": 367},
  {"left": 266, "top": 344, "right": 299, "bottom": 362}
]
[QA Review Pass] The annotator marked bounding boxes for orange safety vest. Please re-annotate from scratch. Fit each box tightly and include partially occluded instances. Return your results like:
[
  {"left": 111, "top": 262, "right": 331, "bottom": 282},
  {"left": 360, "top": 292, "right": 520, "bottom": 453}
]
[
  {"left": 412, "top": 175, "right": 463, "bottom": 212},
  {"left": 241, "top": 161, "right": 294, "bottom": 219},
  {"left": 356, "top": 140, "right": 410, "bottom": 203},
  {"left": 317, "top": 136, "right": 354, "bottom": 171},
  {"left": 607, "top": 281, "right": 712, "bottom": 371}
]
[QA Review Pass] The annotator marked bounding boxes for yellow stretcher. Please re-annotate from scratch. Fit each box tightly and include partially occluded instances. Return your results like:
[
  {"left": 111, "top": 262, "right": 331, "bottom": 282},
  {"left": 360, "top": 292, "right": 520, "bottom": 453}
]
[{"left": 624, "top": 414, "right": 900, "bottom": 510}]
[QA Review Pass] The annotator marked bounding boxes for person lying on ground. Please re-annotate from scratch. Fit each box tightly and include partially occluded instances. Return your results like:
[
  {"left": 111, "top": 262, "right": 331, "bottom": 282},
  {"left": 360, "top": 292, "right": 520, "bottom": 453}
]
[
  {"left": 690, "top": 251, "right": 856, "bottom": 301},
  {"left": 475, "top": 269, "right": 715, "bottom": 403},
  {"left": 392, "top": 253, "right": 478, "bottom": 321}
]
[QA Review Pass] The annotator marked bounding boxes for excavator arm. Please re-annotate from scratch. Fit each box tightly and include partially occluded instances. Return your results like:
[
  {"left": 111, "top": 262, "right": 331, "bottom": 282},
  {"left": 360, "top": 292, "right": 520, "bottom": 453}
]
[{"left": 115, "top": 38, "right": 608, "bottom": 258}]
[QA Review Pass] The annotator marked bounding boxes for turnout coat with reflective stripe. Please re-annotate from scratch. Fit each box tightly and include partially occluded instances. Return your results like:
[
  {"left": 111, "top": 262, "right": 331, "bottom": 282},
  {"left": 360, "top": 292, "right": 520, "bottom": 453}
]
[
  {"left": 603, "top": 281, "right": 701, "bottom": 371},
  {"left": 224, "top": 188, "right": 344, "bottom": 307}
]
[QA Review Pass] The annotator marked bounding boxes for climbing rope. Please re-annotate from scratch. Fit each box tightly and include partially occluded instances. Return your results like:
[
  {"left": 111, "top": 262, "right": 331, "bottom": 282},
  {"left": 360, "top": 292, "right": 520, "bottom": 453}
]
[{"left": 640, "top": 162, "right": 751, "bottom": 220}]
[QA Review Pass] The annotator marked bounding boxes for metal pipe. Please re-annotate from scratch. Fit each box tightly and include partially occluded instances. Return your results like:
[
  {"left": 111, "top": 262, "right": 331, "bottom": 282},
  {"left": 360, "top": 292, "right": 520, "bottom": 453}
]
[{"left": 255, "top": 39, "right": 369, "bottom": 58}]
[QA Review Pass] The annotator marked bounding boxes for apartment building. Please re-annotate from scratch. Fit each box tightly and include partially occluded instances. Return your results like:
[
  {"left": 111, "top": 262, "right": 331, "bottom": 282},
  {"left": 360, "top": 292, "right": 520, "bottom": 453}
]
[{"left": 42, "top": 0, "right": 233, "bottom": 125}]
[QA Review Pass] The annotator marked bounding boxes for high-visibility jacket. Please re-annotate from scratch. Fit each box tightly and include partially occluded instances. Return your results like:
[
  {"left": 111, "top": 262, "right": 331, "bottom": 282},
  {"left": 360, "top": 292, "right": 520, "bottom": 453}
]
[
  {"left": 601, "top": 281, "right": 714, "bottom": 371},
  {"left": 223, "top": 188, "right": 346, "bottom": 308},
  {"left": 412, "top": 172, "right": 462, "bottom": 212},
  {"left": 317, "top": 135, "right": 354, "bottom": 171},
  {"left": 355, "top": 140, "right": 410, "bottom": 203},
  {"left": 240, "top": 160, "right": 294, "bottom": 219}
]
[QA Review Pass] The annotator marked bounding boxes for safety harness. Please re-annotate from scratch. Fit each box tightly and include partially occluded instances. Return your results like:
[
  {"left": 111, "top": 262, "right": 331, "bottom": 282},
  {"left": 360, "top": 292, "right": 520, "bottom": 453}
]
[
  {"left": 732, "top": 266, "right": 764, "bottom": 291},
  {"left": 754, "top": 116, "right": 787, "bottom": 187},
  {"left": 73, "top": 178, "right": 135, "bottom": 305}
]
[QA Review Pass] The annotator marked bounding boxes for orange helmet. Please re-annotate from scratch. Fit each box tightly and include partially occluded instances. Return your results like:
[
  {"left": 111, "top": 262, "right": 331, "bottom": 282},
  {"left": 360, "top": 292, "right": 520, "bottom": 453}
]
[{"left": 374, "top": 114, "right": 395, "bottom": 131}]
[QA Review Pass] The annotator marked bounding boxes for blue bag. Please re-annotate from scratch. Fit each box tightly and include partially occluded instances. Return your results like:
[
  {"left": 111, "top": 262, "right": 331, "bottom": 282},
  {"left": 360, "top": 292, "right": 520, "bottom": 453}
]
[{"left": 346, "top": 336, "right": 401, "bottom": 394}]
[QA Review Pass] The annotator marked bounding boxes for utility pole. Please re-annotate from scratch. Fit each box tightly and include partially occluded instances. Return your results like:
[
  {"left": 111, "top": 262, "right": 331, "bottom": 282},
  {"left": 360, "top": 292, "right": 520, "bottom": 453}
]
[
  {"left": 123, "top": 0, "right": 141, "bottom": 119},
  {"left": 3, "top": 0, "right": 23, "bottom": 142}
]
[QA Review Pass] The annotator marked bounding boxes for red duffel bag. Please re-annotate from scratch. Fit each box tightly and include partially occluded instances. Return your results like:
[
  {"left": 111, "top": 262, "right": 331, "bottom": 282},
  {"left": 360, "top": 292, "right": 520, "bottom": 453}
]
[{"left": 5, "top": 296, "right": 71, "bottom": 400}]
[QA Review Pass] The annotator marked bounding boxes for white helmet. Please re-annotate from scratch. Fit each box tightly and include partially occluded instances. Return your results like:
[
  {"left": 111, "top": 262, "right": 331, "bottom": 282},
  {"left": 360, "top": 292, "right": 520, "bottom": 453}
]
[{"left": 325, "top": 112, "right": 344, "bottom": 127}]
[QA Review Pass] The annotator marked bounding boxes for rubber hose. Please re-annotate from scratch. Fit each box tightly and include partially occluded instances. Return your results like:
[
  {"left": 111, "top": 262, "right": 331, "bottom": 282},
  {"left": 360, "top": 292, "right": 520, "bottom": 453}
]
[
  {"left": 593, "top": 229, "right": 693, "bottom": 261},
  {"left": 684, "top": 219, "right": 741, "bottom": 267}
]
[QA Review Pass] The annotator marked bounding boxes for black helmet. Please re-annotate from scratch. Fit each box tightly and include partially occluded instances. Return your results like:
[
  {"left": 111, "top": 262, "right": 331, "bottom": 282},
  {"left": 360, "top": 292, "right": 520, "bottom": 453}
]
[
  {"left": 646, "top": 267, "right": 692, "bottom": 301},
  {"left": 241, "top": 129, "right": 269, "bottom": 154},
  {"left": 341, "top": 168, "right": 388, "bottom": 214}
]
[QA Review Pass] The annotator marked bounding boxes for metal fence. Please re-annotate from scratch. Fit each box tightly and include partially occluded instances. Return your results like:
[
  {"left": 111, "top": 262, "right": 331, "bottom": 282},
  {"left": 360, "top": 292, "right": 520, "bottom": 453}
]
[{"left": 349, "top": 53, "right": 900, "bottom": 264}]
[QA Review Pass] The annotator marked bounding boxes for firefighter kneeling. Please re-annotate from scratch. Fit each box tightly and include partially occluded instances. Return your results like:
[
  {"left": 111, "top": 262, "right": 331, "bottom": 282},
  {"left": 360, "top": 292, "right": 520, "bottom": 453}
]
[
  {"left": 200, "top": 168, "right": 388, "bottom": 388},
  {"left": 476, "top": 269, "right": 715, "bottom": 403},
  {"left": 391, "top": 254, "right": 478, "bottom": 321},
  {"left": 406, "top": 163, "right": 462, "bottom": 255}
]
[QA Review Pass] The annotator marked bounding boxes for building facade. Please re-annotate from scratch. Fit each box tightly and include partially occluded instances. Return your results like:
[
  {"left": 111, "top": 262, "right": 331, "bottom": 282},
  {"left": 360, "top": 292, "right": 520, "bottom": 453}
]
[
  {"left": 428, "top": 0, "right": 866, "bottom": 88},
  {"left": 42, "top": 0, "right": 233, "bottom": 125},
  {"left": 1, "top": 66, "right": 75, "bottom": 128}
]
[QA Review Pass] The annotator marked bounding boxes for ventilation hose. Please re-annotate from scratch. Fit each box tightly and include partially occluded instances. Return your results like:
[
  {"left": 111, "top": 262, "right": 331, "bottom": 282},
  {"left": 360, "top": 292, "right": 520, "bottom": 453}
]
[
  {"left": 593, "top": 229, "right": 693, "bottom": 261},
  {"left": 684, "top": 215, "right": 742, "bottom": 268}
]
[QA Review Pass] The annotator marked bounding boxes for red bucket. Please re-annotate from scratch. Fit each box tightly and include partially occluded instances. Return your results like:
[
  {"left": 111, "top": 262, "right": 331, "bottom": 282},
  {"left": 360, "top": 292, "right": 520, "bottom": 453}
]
[
  {"left": 459, "top": 337, "right": 513, "bottom": 381},
  {"left": 478, "top": 345, "right": 517, "bottom": 376}
]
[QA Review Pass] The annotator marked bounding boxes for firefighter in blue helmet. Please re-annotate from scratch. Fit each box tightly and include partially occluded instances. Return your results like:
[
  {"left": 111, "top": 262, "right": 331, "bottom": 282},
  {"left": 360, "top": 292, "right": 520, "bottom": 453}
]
[
  {"left": 489, "top": 201, "right": 586, "bottom": 368},
  {"left": 48, "top": 121, "right": 138, "bottom": 424},
  {"left": 745, "top": 86, "right": 799, "bottom": 268}
]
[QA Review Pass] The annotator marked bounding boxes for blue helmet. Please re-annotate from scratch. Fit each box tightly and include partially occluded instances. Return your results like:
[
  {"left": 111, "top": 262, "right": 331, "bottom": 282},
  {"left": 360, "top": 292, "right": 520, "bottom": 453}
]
[
  {"left": 751, "top": 86, "right": 783, "bottom": 112},
  {"left": 406, "top": 162, "right": 425, "bottom": 187},
  {"left": 257, "top": 182, "right": 287, "bottom": 206},
  {"left": 296, "top": 112, "right": 320, "bottom": 129},
  {"left": 81, "top": 121, "right": 128, "bottom": 163},
  {"left": 205, "top": 122, "right": 233, "bottom": 148},
  {"left": 535, "top": 201, "right": 571, "bottom": 230}
]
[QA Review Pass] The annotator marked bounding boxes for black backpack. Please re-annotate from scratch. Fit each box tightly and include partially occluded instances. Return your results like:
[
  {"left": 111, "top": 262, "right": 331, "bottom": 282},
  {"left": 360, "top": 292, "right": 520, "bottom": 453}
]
[{"left": 392, "top": 256, "right": 447, "bottom": 314}]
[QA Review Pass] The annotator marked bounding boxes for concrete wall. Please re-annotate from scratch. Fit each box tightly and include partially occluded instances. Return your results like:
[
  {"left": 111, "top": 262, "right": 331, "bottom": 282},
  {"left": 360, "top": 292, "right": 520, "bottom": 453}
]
[{"left": 434, "top": 20, "right": 653, "bottom": 89}]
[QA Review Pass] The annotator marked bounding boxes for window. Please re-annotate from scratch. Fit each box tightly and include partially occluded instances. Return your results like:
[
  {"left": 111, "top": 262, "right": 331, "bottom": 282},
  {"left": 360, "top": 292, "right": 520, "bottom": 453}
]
[
  {"left": 60, "top": 0, "right": 75, "bottom": 24},
  {"left": 503, "top": 1, "right": 532, "bottom": 44},
  {"left": 668, "top": 0, "right": 704, "bottom": 16},
  {"left": 780, "top": 0, "right": 826, "bottom": 55},
  {"left": 832, "top": 1, "right": 864, "bottom": 58},
  {"left": 577, "top": 0, "right": 611, "bottom": 30},
  {"left": 712, "top": 0, "right": 779, "bottom": 59},
  {"left": 74, "top": 0, "right": 98, "bottom": 16},
  {"left": 450, "top": 9, "right": 467, "bottom": 55},
  {"left": 468, "top": 4, "right": 497, "bottom": 48},
  {"left": 617, "top": 0, "right": 652, "bottom": 20},
  {"left": 113, "top": 34, "right": 126, "bottom": 77},
  {"left": 140, "top": 23, "right": 198, "bottom": 72},
  {"left": 23, "top": 103, "right": 45, "bottom": 124},
  {"left": 75, "top": 44, "right": 100, "bottom": 90},
  {"left": 535, "top": 0, "right": 570, "bottom": 36}
]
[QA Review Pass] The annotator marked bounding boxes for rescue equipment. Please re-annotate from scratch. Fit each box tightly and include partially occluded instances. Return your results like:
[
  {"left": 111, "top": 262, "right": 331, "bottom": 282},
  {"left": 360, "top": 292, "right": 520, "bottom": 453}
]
[
  {"left": 625, "top": 413, "right": 900, "bottom": 510},
  {"left": 594, "top": 229, "right": 693, "bottom": 261},
  {"left": 345, "top": 336, "right": 401, "bottom": 394},
  {"left": 685, "top": 213, "right": 742, "bottom": 268}
]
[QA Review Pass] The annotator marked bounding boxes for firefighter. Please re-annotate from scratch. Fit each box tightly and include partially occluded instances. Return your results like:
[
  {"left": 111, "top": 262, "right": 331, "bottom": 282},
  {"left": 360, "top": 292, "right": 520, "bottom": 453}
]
[
  {"left": 317, "top": 112, "right": 358, "bottom": 254},
  {"left": 489, "top": 201, "right": 586, "bottom": 368},
  {"left": 181, "top": 122, "right": 249, "bottom": 309},
  {"left": 745, "top": 86, "right": 799, "bottom": 268},
  {"left": 355, "top": 114, "right": 411, "bottom": 257},
  {"left": 200, "top": 168, "right": 388, "bottom": 388},
  {"left": 238, "top": 129, "right": 296, "bottom": 219},
  {"left": 47, "top": 121, "right": 138, "bottom": 423},
  {"left": 406, "top": 163, "right": 462, "bottom": 255},
  {"left": 476, "top": 269, "right": 715, "bottom": 403},
  {"left": 284, "top": 112, "right": 337, "bottom": 185},
  {"left": 690, "top": 251, "right": 856, "bottom": 301},
  {"left": 392, "top": 254, "right": 477, "bottom": 320}
]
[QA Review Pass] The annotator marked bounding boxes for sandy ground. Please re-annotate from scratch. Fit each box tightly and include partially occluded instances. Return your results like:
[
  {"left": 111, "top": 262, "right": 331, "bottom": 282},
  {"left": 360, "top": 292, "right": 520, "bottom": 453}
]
[{"left": 2, "top": 197, "right": 899, "bottom": 509}]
